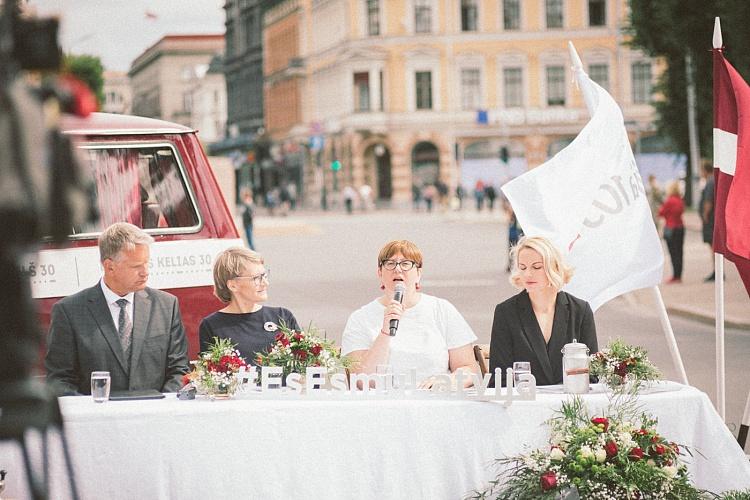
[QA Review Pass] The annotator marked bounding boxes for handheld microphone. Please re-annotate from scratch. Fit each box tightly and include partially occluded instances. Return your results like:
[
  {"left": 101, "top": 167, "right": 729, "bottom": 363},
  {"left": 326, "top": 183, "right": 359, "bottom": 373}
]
[{"left": 389, "top": 283, "right": 406, "bottom": 336}]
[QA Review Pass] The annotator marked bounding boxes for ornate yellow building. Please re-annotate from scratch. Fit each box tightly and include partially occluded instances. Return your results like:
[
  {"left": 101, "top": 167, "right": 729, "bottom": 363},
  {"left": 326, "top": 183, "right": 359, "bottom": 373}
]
[{"left": 264, "top": 0, "right": 658, "bottom": 206}]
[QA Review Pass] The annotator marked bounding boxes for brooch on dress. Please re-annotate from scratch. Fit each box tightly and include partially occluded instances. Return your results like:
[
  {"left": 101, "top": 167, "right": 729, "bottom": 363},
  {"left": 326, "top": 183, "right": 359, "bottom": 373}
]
[{"left": 264, "top": 321, "right": 278, "bottom": 332}]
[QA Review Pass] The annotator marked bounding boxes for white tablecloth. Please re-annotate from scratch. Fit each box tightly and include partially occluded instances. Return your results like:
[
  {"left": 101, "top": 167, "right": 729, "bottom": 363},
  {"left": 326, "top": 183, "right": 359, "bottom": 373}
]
[{"left": 2, "top": 384, "right": 749, "bottom": 499}]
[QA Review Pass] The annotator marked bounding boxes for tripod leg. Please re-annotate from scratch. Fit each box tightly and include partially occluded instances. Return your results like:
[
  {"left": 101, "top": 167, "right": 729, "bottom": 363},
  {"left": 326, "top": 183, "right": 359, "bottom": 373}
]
[
  {"left": 738, "top": 388, "right": 750, "bottom": 450},
  {"left": 20, "top": 438, "right": 47, "bottom": 500},
  {"left": 59, "top": 426, "right": 81, "bottom": 500},
  {"left": 42, "top": 430, "right": 49, "bottom": 497}
]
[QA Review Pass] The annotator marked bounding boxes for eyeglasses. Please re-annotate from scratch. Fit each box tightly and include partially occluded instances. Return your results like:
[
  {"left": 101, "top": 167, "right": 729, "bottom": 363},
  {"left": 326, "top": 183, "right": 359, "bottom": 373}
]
[
  {"left": 380, "top": 260, "right": 418, "bottom": 271},
  {"left": 233, "top": 268, "right": 270, "bottom": 286}
]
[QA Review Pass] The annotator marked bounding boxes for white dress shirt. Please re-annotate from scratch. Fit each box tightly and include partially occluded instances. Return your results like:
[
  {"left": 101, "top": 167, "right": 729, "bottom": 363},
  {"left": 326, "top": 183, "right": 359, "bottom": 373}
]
[{"left": 100, "top": 280, "right": 135, "bottom": 332}]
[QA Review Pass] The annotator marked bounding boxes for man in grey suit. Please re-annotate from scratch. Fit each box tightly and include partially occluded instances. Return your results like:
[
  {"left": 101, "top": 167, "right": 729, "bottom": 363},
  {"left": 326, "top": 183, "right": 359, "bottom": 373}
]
[{"left": 45, "top": 222, "right": 189, "bottom": 395}]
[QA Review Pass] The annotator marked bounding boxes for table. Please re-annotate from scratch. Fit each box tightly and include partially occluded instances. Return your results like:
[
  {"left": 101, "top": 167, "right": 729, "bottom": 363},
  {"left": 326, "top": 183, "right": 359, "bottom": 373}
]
[{"left": 2, "top": 383, "right": 749, "bottom": 499}]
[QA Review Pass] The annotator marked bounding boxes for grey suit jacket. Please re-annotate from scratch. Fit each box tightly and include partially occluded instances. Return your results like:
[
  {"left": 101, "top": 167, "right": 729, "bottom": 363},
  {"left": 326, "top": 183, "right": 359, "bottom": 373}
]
[
  {"left": 45, "top": 283, "right": 189, "bottom": 395},
  {"left": 489, "top": 290, "right": 598, "bottom": 387}
]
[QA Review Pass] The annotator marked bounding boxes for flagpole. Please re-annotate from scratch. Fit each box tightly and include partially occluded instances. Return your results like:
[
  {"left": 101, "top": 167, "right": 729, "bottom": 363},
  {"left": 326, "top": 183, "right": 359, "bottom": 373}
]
[
  {"left": 715, "top": 254, "right": 726, "bottom": 420},
  {"left": 568, "top": 41, "right": 689, "bottom": 386},
  {"left": 713, "top": 17, "right": 727, "bottom": 422},
  {"left": 651, "top": 287, "right": 689, "bottom": 384}
]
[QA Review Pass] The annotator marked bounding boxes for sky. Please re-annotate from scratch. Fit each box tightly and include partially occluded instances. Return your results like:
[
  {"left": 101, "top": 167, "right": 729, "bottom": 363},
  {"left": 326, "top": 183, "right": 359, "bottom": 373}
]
[{"left": 28, "top": 0, "right": 226, "bottom": 72}]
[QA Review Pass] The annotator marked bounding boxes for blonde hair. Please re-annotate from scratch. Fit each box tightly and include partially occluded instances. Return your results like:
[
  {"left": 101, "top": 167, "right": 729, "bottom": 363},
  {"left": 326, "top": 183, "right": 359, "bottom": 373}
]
[
  {"left": 509, "top": 236, "right": 573, "bottom": 291},
  {"left": 377, "top": 240, "right": 423, "bottom": 268},
  {"left": 666, "top": 180, "right": 682, "bottom": 197},
  {"left": 212, "top": 247, "right": 264, "bottom": 303},
  {"left": 98, "top": 222, "right": 154, "bottom": 262}
]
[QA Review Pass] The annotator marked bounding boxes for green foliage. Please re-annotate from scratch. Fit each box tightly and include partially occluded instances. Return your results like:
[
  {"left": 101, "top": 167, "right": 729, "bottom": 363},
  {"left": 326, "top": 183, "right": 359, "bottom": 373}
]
[
  {"left": 590, "top": 338, "right": 661, "bottom": 392},
  {"left": 255, "top": 322, "right": 349, "bottom": 376},
  {"left": 468, "top": 396, "right": 710, "bottom": 499},
  {"left": 625, "top": 0, "right": 750, "bottom": 203},
  {"left": 63, "top": 54, "right": 104, "bottom": 107}
]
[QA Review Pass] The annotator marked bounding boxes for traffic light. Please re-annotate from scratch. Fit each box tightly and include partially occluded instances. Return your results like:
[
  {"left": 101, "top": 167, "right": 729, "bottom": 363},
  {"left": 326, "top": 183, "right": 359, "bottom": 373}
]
[
  {"left": 331, "top": 159, "right": 342, "bottom": 171},
  {"left": 499, "top": 146, "right": 509, "bottom": 164}
]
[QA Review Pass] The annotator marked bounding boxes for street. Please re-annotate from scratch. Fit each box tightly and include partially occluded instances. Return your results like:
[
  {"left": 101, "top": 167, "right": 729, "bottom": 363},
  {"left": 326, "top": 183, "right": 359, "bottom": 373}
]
[{"left": 253, "top": 208, "right": 750, "bottom": 450}]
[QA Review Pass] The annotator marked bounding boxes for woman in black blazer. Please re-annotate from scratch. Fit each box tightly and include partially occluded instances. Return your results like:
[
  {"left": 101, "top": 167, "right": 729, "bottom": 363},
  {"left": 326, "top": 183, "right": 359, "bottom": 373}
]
[{"left": 489, "top": 236, "right": 597, "bottom": 386}]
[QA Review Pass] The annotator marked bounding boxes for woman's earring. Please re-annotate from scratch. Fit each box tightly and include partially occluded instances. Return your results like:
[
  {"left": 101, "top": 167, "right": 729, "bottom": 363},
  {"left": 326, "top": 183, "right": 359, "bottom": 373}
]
[
  {"left": 415, "top": 282, "right": 421, "bottom": 290},
  {"left": 380, "top": 284, "right": 385, "bottom": 290}
]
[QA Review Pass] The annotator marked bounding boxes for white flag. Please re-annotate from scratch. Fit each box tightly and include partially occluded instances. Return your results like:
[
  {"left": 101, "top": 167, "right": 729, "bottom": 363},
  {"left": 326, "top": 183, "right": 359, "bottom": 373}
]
[{"left": 501, "top": 68, "right": 663, "bottom": 311}]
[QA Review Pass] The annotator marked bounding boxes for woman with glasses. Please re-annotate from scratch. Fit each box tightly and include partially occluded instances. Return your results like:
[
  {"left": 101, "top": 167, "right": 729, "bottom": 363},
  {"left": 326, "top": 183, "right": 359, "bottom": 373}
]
[
  {"left": 341, "top": 240, "right": 478, "bottom": 389},
  {"left": 198, "top": 247, "right": 299, "bottom": 364},
  {"left": 489, "top": 236, "right": 598, "bottom": 387}
]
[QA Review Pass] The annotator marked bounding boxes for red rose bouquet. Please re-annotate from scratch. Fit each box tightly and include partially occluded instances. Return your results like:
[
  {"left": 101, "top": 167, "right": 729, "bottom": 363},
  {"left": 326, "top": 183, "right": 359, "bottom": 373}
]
[
  {"left": 255, "top": 323, "right": 349, "bottom": 377},
  {"left": 590, "top": 338, "right": 661, "bottom": 392},
  {"left": 186, "top": 337, "right": 248, "bottom": 398},
  {"left": 469, "top": 397, "right": 705, "bottom": 499}
]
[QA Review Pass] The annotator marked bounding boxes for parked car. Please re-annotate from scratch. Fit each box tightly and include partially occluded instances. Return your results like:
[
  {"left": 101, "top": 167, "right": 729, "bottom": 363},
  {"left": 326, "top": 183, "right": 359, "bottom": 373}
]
[{"left": 29, "top": 112, "right": 242, "bottom": 360}]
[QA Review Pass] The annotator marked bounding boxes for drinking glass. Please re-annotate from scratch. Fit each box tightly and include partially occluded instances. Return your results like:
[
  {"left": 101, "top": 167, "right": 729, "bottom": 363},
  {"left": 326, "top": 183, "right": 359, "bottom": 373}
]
[
  {"left": 512, "top": 362, "right": 531, "bottom": 386},
  {"left": 91, "top": 371, "right": 111, "bottom": 403}
]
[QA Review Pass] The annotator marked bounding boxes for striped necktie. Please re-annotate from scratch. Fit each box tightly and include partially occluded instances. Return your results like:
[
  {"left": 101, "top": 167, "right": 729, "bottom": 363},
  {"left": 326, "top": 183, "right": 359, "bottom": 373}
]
[{"left": 115, "top": 298, "right": 133, "bottom": 356}]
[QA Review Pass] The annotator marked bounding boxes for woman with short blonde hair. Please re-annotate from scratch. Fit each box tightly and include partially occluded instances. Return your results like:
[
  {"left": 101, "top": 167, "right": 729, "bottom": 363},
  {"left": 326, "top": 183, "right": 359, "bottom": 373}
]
[
  {"left": 489, "top": 236, "right": 598, "bottom": 386},
  {"left": 508, "top": 236, "right": 573, "bottom": 291},
  {"left": 199, "top": 247, "right": 299, "bottom": 364}
]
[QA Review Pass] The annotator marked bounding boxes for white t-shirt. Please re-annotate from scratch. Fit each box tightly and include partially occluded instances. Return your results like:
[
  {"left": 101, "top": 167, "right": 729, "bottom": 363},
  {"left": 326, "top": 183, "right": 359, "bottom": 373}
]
[{"left": 341, "top": 294, "right": 477, "bottom": 384}]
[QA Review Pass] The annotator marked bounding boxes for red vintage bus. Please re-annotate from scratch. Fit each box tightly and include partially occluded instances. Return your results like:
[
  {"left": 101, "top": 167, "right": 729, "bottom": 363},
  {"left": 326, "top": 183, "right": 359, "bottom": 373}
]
[{"left": 30, "top": 112, "right": 242, "bottom": 359}]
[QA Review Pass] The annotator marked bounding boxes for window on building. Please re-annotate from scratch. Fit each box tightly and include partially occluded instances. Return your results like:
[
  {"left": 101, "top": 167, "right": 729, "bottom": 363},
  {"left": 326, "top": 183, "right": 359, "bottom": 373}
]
[
  {"left": 244, "top": 12, "right": 254, "bottom": 50},
  {"left": 226, "top": 23, "right": 235, "bottom": 59},
  {"left": 414, "top": 0, "right": 432, "bottom": 33},
  {"left": 588, "top": 0, "right": 606, "bottom": 26},
  {"left": 415, "top": 71, "right": 432, "bottom": 110},
  {"left": 367, "top": 0, "right": 380, "bottom": 36},
  {"left": 632, "top": 61, "right": 652, "bottom": 104},
  {"left": 180, "top": 66, "right": 195, "bottom": 81},
  {"left": 503, "top": 67, "right": 523, "bottom": 107},
  {"left": 460, "top": 68, "right": 481, "bottom": 110},
  {"left": 503, "top": 0, "right": 520, "bottom": 30},
  {"left": 588, "top": 63, "right": 609, "bottom": 91},
  {"left": 379, "top": 70, "right": 384, "bottom": 110},
  {"left": 461, "top": 0, "right": 478, "bottom": 31},
  {"left": 546, "top": 66, "right": 565, "bottom": 106},
  {"left": 354, "top": 72, "right": 371, "bottom": 112},
  {"left": 545, "top": 0, "right": 563, "bottom": 28},
  {"left": 182, "top": 92, "right": 192, "bottom": 112}
]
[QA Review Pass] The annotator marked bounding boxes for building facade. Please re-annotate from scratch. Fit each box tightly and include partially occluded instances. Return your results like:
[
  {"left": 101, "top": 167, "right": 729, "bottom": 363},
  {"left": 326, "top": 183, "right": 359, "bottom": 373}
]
[
  {"left": 129, "top": 34, "right": 225, "bottom": 127},
  {"left": 262, "top": 0, "right": 659, "bottom": 207},
  {"left": 189, "top": 55, "right": 228, "bottom": 145},
  {"left": 224, "top": 0, "right": 265, "bottom": 138},
  {"left": 101, "top": 71, "right": 132, "bottom": 114}
]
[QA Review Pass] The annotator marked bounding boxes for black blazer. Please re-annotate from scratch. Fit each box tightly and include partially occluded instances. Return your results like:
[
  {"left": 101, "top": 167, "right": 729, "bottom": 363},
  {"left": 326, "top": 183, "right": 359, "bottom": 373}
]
[{"left": 489, "top": 290, "right": 597, "bottom": 387}]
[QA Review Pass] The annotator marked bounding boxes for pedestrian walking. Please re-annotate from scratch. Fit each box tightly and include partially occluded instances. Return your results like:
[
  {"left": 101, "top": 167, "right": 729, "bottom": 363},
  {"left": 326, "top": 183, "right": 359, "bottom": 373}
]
[
  {"left": 412, "top": 183, "right": 422, "bottom": 211},
  {"left": 359, "top": 183, "right": 373, "bottom": 211},
  {"left": 287, "top": 181, "right": 298, "bottom": 211},
  {"left": 700, "top": 163, "right": 716, "bottom": 281},
  {"left": 455, "top": 184, "right": 465, "bottom": 210},
  {"left": 240, "top": 189, "right": 256, "bottom": 250},
  {"left": 647, "top": 175, "right": 664, "bottom": 230},
  {"left": 484, "top": 184, "right": 497, "bottom": 211},
  {"left": 422, "top": 183, "right": 438, "bottom": 213},
  {"left": 658, "top": 181, "right": 685, "bottom": 284},
  {"left": 343, "top": 185, "right": 357, "bottom": 214},
  {"left": 474, "top": 180, "right": 485, "bottom": 211},
  {"left": 504, "top": 199, "right": 523, "bottom": 272}
]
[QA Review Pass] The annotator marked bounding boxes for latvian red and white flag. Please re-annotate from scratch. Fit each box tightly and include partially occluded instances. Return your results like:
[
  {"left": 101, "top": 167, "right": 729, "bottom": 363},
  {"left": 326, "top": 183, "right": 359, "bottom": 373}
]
[{"left": 713, "top": 47, "right": 750, "bottom": 297}]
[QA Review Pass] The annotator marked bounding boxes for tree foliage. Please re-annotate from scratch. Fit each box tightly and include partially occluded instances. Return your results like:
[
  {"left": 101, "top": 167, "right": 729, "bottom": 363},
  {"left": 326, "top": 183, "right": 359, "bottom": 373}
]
[
  {"left": 626, "top": 0, "right": 750, "bottom": 202},
  {"left": 63, "top": 54, "right": 104, "bottom": 107}
]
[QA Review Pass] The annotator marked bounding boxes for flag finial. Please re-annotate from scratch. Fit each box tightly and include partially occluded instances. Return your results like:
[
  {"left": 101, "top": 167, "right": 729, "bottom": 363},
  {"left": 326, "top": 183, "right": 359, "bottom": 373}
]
[
  {"left": 568, "top": 41, "right": 583, "bottom": 71},
  {"left": 713, "top": 17, "right": 722, "bottom": 49}
]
